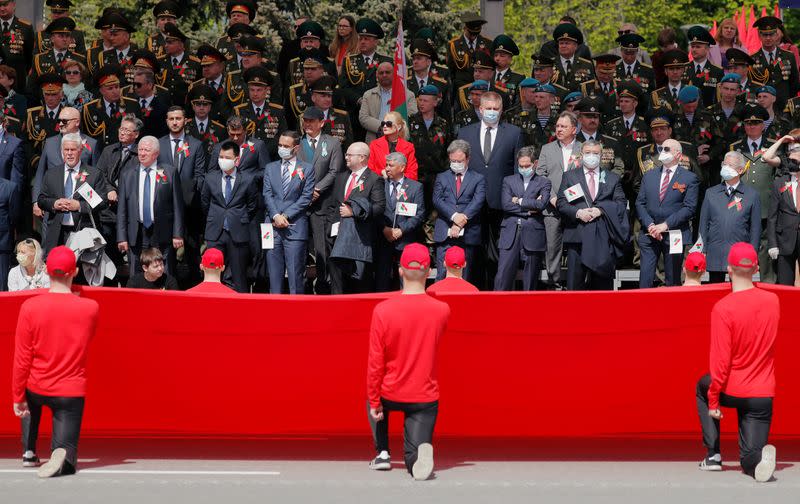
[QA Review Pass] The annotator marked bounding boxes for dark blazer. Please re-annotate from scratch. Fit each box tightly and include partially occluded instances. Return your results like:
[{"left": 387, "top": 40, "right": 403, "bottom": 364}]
[
  {"left": 37, "top": 163, "right": 108, "bottom": 253},
  {"left": 33, "top": 134, "right": 99, "bottom": 201},
  {"left": 0, "top": 177, "right": 19, "bottom": 251},
  {"left": 432, "top": 169, "right": 486, "bottom": 245},
  {"left": 499, "top": 173, "right": 551, "bottom": 252},
  {"left": 382, "top": 177, "right": 425, "bottom": 251},
  {"left": 296, "top": 134, "right": 344, "bottom": 215},
  {"left": 767, "top": 174, "right": 800, "bottom": 255},
  {"left": 0, "top": 132, "right": 24, "bottom": 188},
  {"left": 95, "top": 142, "right": 138, "bottom": 224},
  {"left": 157, "top": 134, "right": 206, "bottom": 206},
  {"left": 207, "top": 138, "right": 271, "bottom": 175},
  {"left": 557, "top": 168, "right": 627, "bottom": 245},
  {"left": 327, "top": 168, "right": 386, "bottom": 256},
  {"left": 140, "top": 93, "right": 171, "bottom": 139},
  {"left": 201, "top": 169, "right": 259, "bottom": 244},
  {"left": 116, "top": 163, "right": 185, "bottom": 247},
  {"left": 262, "top": 159, "right": 315, "bottom": 241},
  {"left": 457, "top": 121, "right": 524, "bottom": 209},
  {"left": 635, "top": 166, "right": 700, "bottom": 244},
  {"left": 699, "top": 182, "right": 761, "bottom": 272}
]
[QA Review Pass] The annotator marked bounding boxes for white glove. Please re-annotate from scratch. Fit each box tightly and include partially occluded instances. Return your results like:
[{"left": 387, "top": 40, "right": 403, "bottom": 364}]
[{"left": 768, "top": 247, "right": 779, "bottom": 260}]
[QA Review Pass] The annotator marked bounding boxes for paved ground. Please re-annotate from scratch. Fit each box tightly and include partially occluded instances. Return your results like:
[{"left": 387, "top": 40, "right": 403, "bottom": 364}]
[{"left": 0, "top": 436, "right": 798, "bottom": 503}]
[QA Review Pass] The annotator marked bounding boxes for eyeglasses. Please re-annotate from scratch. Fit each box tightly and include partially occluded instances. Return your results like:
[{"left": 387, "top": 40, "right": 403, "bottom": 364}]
[
  {"left": 344, "top": 153, "right": 365, "bottom": 158},
  {"left": 119, "top": 127, "right": 136, "bottom": 134},
  {"left": 64, "top": 70, "right": 81, "bottom": 76},
  {"left": 617, "top": 30, "right": 632, "bottom": 35},
  {"left": 661, "top": 146, "right": 672, "bottom": 152},
  {"left": 57, "top": 118, "right": 74, "bottom": 125},
  {"left": 380, "top": 120, "right": 394, "bottom": 128}
]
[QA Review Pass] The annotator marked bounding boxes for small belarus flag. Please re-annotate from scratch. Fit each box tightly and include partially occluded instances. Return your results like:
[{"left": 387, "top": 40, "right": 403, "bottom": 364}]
[
  {"left": 77, "top": 182, "right": 103, "bottom": 208},
  {"left": 260, "top": 223, "right": 274, "bottom": 249},
  {"left": 564, "top": 183, "right": 585, "bottom": 202},
  {"left": 396, "top": 202, "right": 417, "bottom": 216}
]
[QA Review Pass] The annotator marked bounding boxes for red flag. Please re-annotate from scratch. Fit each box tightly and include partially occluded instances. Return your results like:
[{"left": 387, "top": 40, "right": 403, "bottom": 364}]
[
  {"left": 745, "top": 4, "right": 761, "bottom": 53},
  {"left": 761, "top": 6, "right": 768, "bottom": 17},
  {"left": 390, "top": 18, "right": 409, "bottom": 121},
  {"left": 775, "top": 4, "right": 782, "bottom": 20},
  {"left": 710, "top": 20, "right": 718, "bottom": 39},
  {"left": 737, "top": 5, "right": 747, "bottom": 44}
]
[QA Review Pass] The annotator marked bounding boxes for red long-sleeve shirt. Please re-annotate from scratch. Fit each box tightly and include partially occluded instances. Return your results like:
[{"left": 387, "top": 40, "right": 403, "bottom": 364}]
[
  {"left": 426, "top": 277, "right": 480, "bottom": 294},
  {"left": 367, "top": 293, "right": 450, "bottom": 408},
  {"left": 12, "top": 292, "right": 99, "bottom": 403},
  {"left": 708, "top": 287, "right": 778, "bottom": 410}
]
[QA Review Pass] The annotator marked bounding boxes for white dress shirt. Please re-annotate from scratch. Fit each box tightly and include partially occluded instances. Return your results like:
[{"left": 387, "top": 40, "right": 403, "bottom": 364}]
[
  {"left": 792, "top": 175, "right": 799, "bottom": 208},
  {"left": 560, "top": 140, "right": 576, "bottom": 172},
  {"left": 169, "top": 134, "right": 185, "bottom": 162},
  {"left": 170, "top": 52, "right": 185, "bottom": 66},
  {"left": 221, "top": 167, "right": 237, "bottom": 196},
  {"left": 344, "top": 166, "right": 368, "bottom": 199},
  {"left": 660, "top": 164, "right": 677, "bottom": 187},
  {"left": 560, "top": 56, "right": 574, "bottom": 69},
  {"left": 479, "top": 122, "right": 498, "bottom": 159},
  {"left": 747, "top": 136, "right": 763, "bottom": 155},
  {"left": 138, "top": 163, "right": 158, "bottom": 223},
  {"left": 725, "top": 181, "right": 740, "bottom": 195},
  {"left": 195, "top": 117, "right": 208, "bottom": 133},
  {"left": 62, "top": 162, "right": 81, "bottom": 226},
  {"left": 139, "top": 94, "right": 155, "bottom": 109},
  {"left": 762, "top": 49, "right": 777, "bottom": 62}
]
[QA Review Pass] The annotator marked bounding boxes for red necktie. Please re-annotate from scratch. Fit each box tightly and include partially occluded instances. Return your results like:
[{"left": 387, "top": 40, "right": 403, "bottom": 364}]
[
  {"left": 587, "top": 170, "right": 596, "bottom": 200},
  {"left": 345, "top": 172, "right": 358, "bottom": 199},
  {"left": 456, "top": 173, "right": 462, "bottom": 195},
  {"left": 659, "top": 168, "right": 671, "bottom": 202}
]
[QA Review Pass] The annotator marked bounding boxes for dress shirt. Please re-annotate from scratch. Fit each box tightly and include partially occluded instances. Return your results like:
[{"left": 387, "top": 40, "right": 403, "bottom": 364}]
[
  {"left": 560, "top": 56, "right": 574, "bottom": 69},
  {"left": 221, "top": 167, "right": 237, "bottom": 196},
  {"left": 138, "top": 163, "right": 158, "bottom": 223},
  {"left": 344, "top": 166, "right": 368, "bottom": 199},
  {"left": 479, "top": 122, "right": 498, "bottom": 159},
  {"left": 379, "top": 87, "right": 392, "bottom": 119},
  {"left": 560, "top": 140, "right": 576, "bottom": 172},
  {"left": 62, "top": 163, "right": 81, "bottom": 226}
]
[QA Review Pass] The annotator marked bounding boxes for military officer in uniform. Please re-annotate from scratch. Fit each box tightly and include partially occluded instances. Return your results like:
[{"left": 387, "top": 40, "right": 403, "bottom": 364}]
[
  {"left": 216, "top": 0, "right": 257, "bottom": 63},
  {"left": 615, "top": 33, "right": 655, "bottom": 97},
  {"left": 708, "top": 75, "right": 748, "bottom": 152},
  {"left": 580, "top": 52, "right": 621, "bottom": 122},
  {"left": 0, "top": 0, "right": 33, "bottom": 93},
  {"left": 27, "top": 17, "right": 86, "bottom": 102},
  {"left": 754, "top": 85, "right": 791, "bottom": 141},
  {"left": 146, "top": 1, "right": 181, "bottom": 59},
  {"left": 225, "top": 35, "right": 283, "bottom": 112},
  {"left": 528, "top": 83, "right": 559, "bottom": 147},
  {"left": 685, "top": 26, "right": 724, "bottom": 106},
  {"left": 457, "top": 51, "right": 510, "bottom": 110},
  {"left": 34, "top": 0, "right": 86, "bottom": 56},
  {"left": 86, "top": 9, "right": 116, "bottom": 72},
  {"left": 725, "top": 48, "right": 759, "bottom": 105},
  {"left": 93, "top": 12, "right": 139, "bottom": 86},
  {"left": 670, "top": 85, "right": 721, "bottom": 182},
  {"left": 650, "top": 49, "right": 689, "bottom": 112},
  {"left": 157, "top": 23, "right": 201, "bottom": 108},
  {"left": 531, "top": 53, "right": 567, "bottom": 113},
  {"left": 605, "top": 81, "right": 651, "bottom": 190},
  {"left": 491, "top": 34, "right": 524, "bottom": 108},
  {"left": 26, "top": 74, "right": 66, "bottom": 171},
  {"left": 307, "top": 76, "right": 353, "bottom": 150},
  {"left": 407, "top": 38, "right": 451, "bottom": 122},
  {"left": 504, "top": 77, "right": 541, "bottom": 148},
  {"left": 447, "top": 13, "right": 492, "bottom": 95},
  {"left": 190, "top": 44, "right": 231, "bottom": 121},
  {"left": 185, "top": 84, "right": 227, "bottom": 159},
  {"left": 286, "top": 21, "right": 337, "bottom": 88},
  {"left": 728, "top": 104, "right": 777, "bottom": 282},
  {"left": 233, "top": 66, "right": 287, "bottom": 159},
  {"left": 551, "top": 23, "right": 595, "bottom": 92},
  {"left": 635, "top": 110, "right": 703, "bottom": 194},
  {"left": 750, "top": 16, "right": 799, "bottom": 109},
  {"left": 453, "top": 79, "right": 487, "bottom": 134},
  {"left": 287, "top": 52, "right": 330, "bottom": 129},
  {"left": 82, "top": 65, "right": 141, "bottom": 150},
  {"left": 222, "top": 23, "right": 258, "bottom": 74},
  {"left": 575, "top": 97, "right": 625, "bottom": 179},
  {"left": 339, "top": 18, "right": 391, "bottom": 141},
  {"left": 414, "top": 27, "right": 450, "bottom": 80}
]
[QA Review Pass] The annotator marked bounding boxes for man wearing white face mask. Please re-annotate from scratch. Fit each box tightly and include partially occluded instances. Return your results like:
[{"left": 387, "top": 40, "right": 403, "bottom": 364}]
[
  {"left": 200, "top": 140, "right": 260, "bottom": 293},
  {"left": 698, "top": 151, "right": 762, "bottom": 282}
]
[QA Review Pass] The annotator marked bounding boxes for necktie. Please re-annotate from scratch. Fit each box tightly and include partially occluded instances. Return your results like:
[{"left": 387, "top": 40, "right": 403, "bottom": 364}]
[
  {"left": 364, "top": 55, "right": 371, "bottom": 67},
  {"left": 456, "top": 173, "right": 463, "bottom": 195},
  {"left": 726, "top": 186, "right": 733, "bottom": 198},
  {"left": 118, "top": 51, "right": 124, "bottom": 62},
  {"left": 282, "top": 161, "right": 291, "bottom": 195},
  {"left": 199, "top": 121, "right": 205, "bottom": 134},
  {"left": 2, "top": 22, "right": 8, "bottom": 33},
  {"left": 483, "top": 127, "right": 492, "bottom": 162},
  {"left": 224, "top": 174, "right": 232, "bottom": 203},
  {"left": 345, "top": 172, "right": 358, "bottom": 199},
  {"left": 751, "top": 141, "right": 758, "bottom": 155},
  {"left": 109, "top": 102, "right": 118, "bottom": 116},
  {"left": 626, "top": 66, "right": 632, "bottom": 78},
  {"left": 769, "top": 52, "right": 775, "bottom": 65},
  {"left": 390, "top": 181, "right": 398, "bottom": 206},
  {"left": 140, "top": 98, "right": 147, "bottom": 109},
  {"left": 696, "top": 64, "right": 702, "bottom": 75},
  {"left": 63, "top": 168, "right": 74, "bottom": 225},
  {"left": 255, "top": 107, "right": 262, "bottom": 118},
  {"left": 672, "top": 88, "right": 678, "bottom": 100},
  {"left": 172, "top": 138, "right": 181, "bottom": 164},
  {"left": 172, "top": 57, "right": 179, "bottom": 68},
  {"left": 419, "top": 79, "right": 425, "bottom": 89},
  {"left": 143, "top": 168, "right": 153, "bottom": 228},
  {"left": 588, "top": 169, "right": 596, "bottom": 200},
  {"left": 57, "top": 52, "right": 64, "bottom": 65},
  {"left": 48, "top": 111, "right": 55, "bottom": 120},
  {"left": 625, "top": 119, "right": 631, "bottom": 131},
  {"left": 659, "top": 168, "right": 670, "bottom": 202},
  {"left": 603, "top": 83, "right": 609, "bottom": 94},
  {"left": 496, "top": 71, "right": 502, "bottom": 82},
  {"left": 565, "top": 59, "right": 573, "bottom": 74},
  {"left": 310, "top": 137, "right": 316, "bottom": 150}
]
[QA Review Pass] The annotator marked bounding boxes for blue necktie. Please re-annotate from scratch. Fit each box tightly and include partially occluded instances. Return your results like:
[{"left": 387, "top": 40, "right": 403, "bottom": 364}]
[
  {"left": 62, "top": 168, "right": 74, "bottom": 225},
  {"left": 282, "top": 161, "right": 291, "bottom": 196},
  {"left": 223, "top": 174, "right": 232, "bottom": 230},
  {"left": 143, "top": 168, "right": 153, "bottom": 228}
]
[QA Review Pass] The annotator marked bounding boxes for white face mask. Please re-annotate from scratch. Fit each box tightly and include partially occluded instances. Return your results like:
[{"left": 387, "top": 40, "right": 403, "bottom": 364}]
[
  {"left": 218, "top": 158, "right": 236, "bottom": 172},
  {"left": 450, "top": 161, "right": 466, "bottom": 174},
  {"left": 658, "top": 151, "right": 674, "bottom": 164},
  {"left": 16, "top": 252, "right": 31, "bottom": 267},
  {"left": 720, "top": 164, "right": 739, "bottom": 181},
  {"left": 278, "top": 146, "right": 294, "bottom": 160},
  {"left": 582, "top": 153, "right": 600, "bottom": 169}
]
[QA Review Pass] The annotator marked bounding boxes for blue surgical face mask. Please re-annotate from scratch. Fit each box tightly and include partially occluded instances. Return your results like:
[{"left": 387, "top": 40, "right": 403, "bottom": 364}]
[
  {"left": 482, "top": 109, "right": 500, "bottom": 124},
  {"left": 518, "top": 166, "right": 533, "bottom": 178}
]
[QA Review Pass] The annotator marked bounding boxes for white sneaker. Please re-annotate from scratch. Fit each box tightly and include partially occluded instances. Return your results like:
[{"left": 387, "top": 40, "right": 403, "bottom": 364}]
[
  {"left": 754, "top": 444, "right": 776, "bottom": 483},
  {"left": 37, "top": 448, "right": 67, "bottom": 478},
  {"left": 412, "top": 443, "right": 434, "bottom": 481}
]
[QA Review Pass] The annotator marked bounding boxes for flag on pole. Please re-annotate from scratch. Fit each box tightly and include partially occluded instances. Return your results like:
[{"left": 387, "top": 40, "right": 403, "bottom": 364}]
[
  {"left": 775, "top": 3, "right": 782, "bottom": 19},
  {"left": 737, "top": 5, "right": 748, "bottom": 42},
  {"left": 746, "top": 4, "right": 762, "bottom": 53},
  {"left": 390, "top": 18, "right": 409, "bottom": 122},
  {"left": 710, "top": 20, "right": 718, "bottom": 39}
]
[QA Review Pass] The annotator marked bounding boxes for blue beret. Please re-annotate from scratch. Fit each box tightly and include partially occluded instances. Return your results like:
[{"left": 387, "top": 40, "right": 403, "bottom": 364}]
[
  {"left": 469, "top": 80, "right": 490, "bottom": 91},
  {"left": 756, "top": 85, "right": 777, "bottom": 96},
  {"left": 418, "top": 84, "right": 441, "bottom": 96},
  {"left": 677, "top": 85, "right": 700, "bottom": 103},
  {"left": 720, "top": 73, "right": 741, "bottom": 84},
  {"left": 536, "top": 83, "right": 557, "bottom": 95},
  {"left": 520, "top": 77, "right": 540, "bottom": 88},
  {"left": 564, "top": 91, "right": 583, "bottom": 103}
]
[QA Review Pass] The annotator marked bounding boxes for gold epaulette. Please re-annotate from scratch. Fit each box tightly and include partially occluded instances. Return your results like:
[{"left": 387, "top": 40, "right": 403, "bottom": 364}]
[
  {"left": 333, "top": 108, "right": 348, "bottom": 116},
  {"left": 269, "top": 103, "right": 283, "bottom": 110},
  {"left": 343, "top": 55, "right": 364, "bottom": 86}
]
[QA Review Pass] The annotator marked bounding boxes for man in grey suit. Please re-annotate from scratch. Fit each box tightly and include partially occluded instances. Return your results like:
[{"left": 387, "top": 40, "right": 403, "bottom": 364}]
[
  {"left": 263, "top": 131, "right": 315, "bottom": 294},
  {"left": 536, "top": 111, "right": 582, "bottom": 289},
  {"left": 297, "top": 107, "right": 344, "bottom": 293},
  {"left": 359, "top": 62, "right": 418, "bottom": 143},
  {"left": 456, "top": 91, "right": 524, "bottom": 288}
]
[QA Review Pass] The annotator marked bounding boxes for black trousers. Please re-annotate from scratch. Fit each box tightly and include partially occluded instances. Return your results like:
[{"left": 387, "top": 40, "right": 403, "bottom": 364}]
[
  {"left": 708, "top": 271, "right": 727, "bottom": 283},
  {"left": 329, "top": 258, "right": 373, "bottom": 294},
  {"left": 775, "top": 233, "right": 800, "bottom": 285},
  {"left": 696, "top": 374, "right": 773, "bottom": 476},
  {"left": 368, "top": 398, "right": 438, "bottom": 473},
  {"left": 22, "top": 390, "right": 85, "bottom": 473},
  {"left": 309, "top": 213, "right": 331, "bottom": 294},
  {"left": 374, "top": 245, "right": 402, "bottom": 292},
  {"left": 99, "top": 221, "right": 125, "bottom": 285},
  {"left": 564, "top": 243, "right": 614, "bottom": 291},
  {"left": 207, "top": 230, "right": 250, "bottom": 293}
]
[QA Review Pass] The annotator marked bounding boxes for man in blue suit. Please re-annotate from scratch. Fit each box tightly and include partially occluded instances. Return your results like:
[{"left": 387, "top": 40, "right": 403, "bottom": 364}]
[
  {"left": 263, "top": 131, "right": 315, "bottom": 294},
  {"left": 556, "top": 140, "right": 629, "bottom": 290},
  {"left": 375, "top": 151, "right": 425, "bottom": 292},
  {"left": 0, "top": 176, "right": 19, "bottom": 290},
  {"left": 699, "top": 151, "right": 762, "bottom": 283},
  {"left": 494, "top": 146, "right": 551, "bottom": 291},
  {"left": 201, "top": 140, "right": 259, "bottom": 293},
  {"left": 636, "top": 138, "right": 700, "bottom": 288},
  {"left": 456, "top": 91, "right": 523, "bottom": 288},
  {"left": 433, "top": 139, "right": 486, "bottom": 285},
  {"left": 0, "top": 110, "right": 24, "bottom": 189}
]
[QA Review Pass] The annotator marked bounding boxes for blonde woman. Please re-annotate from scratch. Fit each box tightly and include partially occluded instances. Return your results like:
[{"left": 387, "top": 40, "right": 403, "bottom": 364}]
[
  {"left": 8, "top": 238, "right": 50, "bottom": 291},
  {"left": 711, "top": 19, "right": 746, "bottom": 68},
  {"left": 367, "top": 111, "right": 419, "bottom": 180}
]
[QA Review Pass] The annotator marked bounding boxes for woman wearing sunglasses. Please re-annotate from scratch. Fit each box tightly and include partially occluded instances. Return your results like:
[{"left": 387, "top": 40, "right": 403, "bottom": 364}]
[
  {"left": 367, "top": 111, "right": 419, "bottom": 180},
  {"left": 60, "top": 59, "right": 94, "bottom": 111}
]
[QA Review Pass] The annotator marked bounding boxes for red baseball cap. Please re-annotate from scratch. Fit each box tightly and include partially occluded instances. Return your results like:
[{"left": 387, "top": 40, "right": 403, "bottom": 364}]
[
  {"left": 728, "top": 242, "right": 758, "bottom": 268},
  {"left": 444, "top": 246, "right": 466, "bottom": 268},
  {"left": 400, "top": 243, "right": 430, "bottom": 270},
  {"left": 46, "top": 245, "right": 76, "bottom": 277},
  {"left": 684, "top": 251, "right": 706, "bottom": 272},
  {"left": 202, "top": 248, "right": 225, "bottom": 269}
]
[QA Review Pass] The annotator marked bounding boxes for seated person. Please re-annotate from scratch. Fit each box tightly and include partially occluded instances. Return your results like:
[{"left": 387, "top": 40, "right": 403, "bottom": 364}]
[{"left": 126, "top": 247, "right": 179, "bottom": 290}]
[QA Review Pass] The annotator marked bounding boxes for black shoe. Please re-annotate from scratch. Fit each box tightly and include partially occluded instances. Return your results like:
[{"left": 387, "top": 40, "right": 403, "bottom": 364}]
[
  {"left": 699, "top": 454, "right": 722, "bottom": 471},
  {"left": 22, "top": 451, "right": 39, "bottom": 467},
  {"left": 369, "top": 451, "right": 391, "bottom": 471}
]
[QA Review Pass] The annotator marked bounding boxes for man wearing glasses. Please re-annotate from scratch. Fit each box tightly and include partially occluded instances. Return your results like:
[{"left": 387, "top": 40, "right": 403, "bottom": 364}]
[{"left": 28, "top": 18, "right": 87, "bottom": 94}]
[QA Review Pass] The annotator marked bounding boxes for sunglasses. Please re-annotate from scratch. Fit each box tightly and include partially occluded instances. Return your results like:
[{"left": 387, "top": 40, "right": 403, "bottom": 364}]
[
  {"left": 57, "top": 118, "right": 73, "bottom": 125},
  {"left": 661, "top": 146, "right": 672, "bottom": 152},
  {"left": 617, "top": 30, "right": 632, "bottom": 35},
  {"left": 380, "top": 120, "right": 394, "bottom": 128},
  {"left": 64, "top": 70, "right": 80, "bottom": 76}
]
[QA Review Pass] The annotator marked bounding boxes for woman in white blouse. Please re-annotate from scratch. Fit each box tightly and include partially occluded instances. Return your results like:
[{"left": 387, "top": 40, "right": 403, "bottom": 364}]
[{"left": 8, "top": 238, "right": 50, "bottom": 291}]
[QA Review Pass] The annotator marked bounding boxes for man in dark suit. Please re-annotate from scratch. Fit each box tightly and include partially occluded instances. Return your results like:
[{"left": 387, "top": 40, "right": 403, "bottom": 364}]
[
  {"left": 327, "top": 141, "right": 385, "bottom": 294},
  {"left": 116, "top": 135, "right": 184, "bottom": 275},
  {"left": 556, "top": 140, "right": 629, "bottom": 290},
  {"left": 0, "top": 108, "right": 24, "bottom": 189},
  {"left": 375, "top": 152, "right": 426, "bottom": 291},
  {"left": 37, "top": 133, "right": 108, "bottom": 254},
  {"left": 132, "top": 68, "right": 170, "bottom": 139},
  {"left": 433, "top": 139, "right": 486, "bottom": 285},
  {"left": 201, "top": 140, "right": 259, "bottom": 292},
  {"left": 767, "top": 155, "right": 800, "bottom": 285},
  {"left": 636, "top": 138, "right": 700, "bottom": 288},
  {"left": 297, "top": 106, "right": 343, "bottom": 294},
  {"left": 263, "top": 131, "right": 315, "bottom": 294},
  {"left": 0, "top": 1, "right": 34, "bottom": 93},
  {"left": 456, "top": 91, "right": 523, "bottom": 288},
  {"left": 0, "top": 174, "right": 17, "bottom": 289},
  {"left": 699, "top": 151, "right": 762, "bottom": 283},
  {"left": 494, "top": 146, "right": 551, "bottom": 291}
]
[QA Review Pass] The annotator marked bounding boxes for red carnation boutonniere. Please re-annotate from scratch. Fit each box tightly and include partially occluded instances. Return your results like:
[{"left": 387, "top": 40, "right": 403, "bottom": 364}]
[
  {"left": 432, "top": 132, "right": 444, "bottom": 145},
  {"left": 397, "top": 185, "right": 408, "bottom": 200},
  {"left": 177, "top": 141, "right": 190, "bottom": 157},
  {"left": 727, "top": 195, "right": 743, "bottom": 211},
  {"left": 81, "top": 139, "right": 92, "bottom": 153},
  {"left": 672, "top": 181, "right": 686, "bottom": 193},
  {"left": 245, "top": 140, "right": 255, "bottom": 153},
  {"left": 494, "top": 80, "right": 507, "bottom": 91},
  {"left": 291, "top": 167, "right": 305, "bottom": 180},
  {"left": 780, "top": 181, "right": 792, "bottom": 193},
  {"left": 78, "top": 170, "right": 89, "bottom": 183},
  {"left": 156, "top": 169, "right": 168, "bottom": 183},
  {"left": 356, "top": 181, "right": 365, "bottom": 192},
  {"left": 699, "top": 127, "right": 712, "bottom": 140},
  {"left": 702, "top": 70, "right": 710, "bottom": 82},
  {"left": 568, "top": 154, "right": 581, "bottom": 169}
]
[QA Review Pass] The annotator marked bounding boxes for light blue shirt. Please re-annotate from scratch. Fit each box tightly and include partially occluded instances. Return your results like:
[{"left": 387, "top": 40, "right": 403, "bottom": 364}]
[{"left": 379, "top": 87, "right": 392, "bottom": 119}]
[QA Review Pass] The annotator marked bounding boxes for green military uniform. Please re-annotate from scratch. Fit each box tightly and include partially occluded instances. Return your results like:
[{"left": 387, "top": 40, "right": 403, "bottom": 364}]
[
  {"left": 750, "top": 16, "right": 800, "bottom": 106},
  {"left": 158, "top": 52, "right": 201, "bottom": 107},
  {"left": 684, "top": 26, "right": 724, "bottom": 106},
  {"left": 607, "top": 113, "right": 651, "bottom": 191},
  {"left": 146, "top": 33, "right": 167, "bottom": 59},
  {"left": 0, "top": 15, "right": 34, "bottom": 92},
  {"left": 672, "top": 107, "right": 723, "bottom": 167},
  {"left": 321, "top": 108, "right": 353, "bottom": 150},
  {"left": 707, "top": 102, "right": 746, "bottom": 146},
  {"left": 216, "top": 0, "right": 257, "bottom": 61},
  {"left": 615, "top": 33, "right": 655, "bottom": 96},
  {"left": 453, "top": 107, "right": 480, "bottom": 135},
  {"left": 580, "top": 78, "right": 621, "bottom": 122},
  {"left": 408, "top": 111, "right": 452, "bottom": 203},
  {"left": 446, "top": 14, "right": 492, "bottom": 94},
  {"left": 34, "top": 28, "right": 86, "bottom": 56},
  {"left": 186, "top": 118, "right": 227, "bottom": 157},
  {"left": 407, "top": 38, "right": 452, "bottom": 122},
  {"left": 339, "top": 51, "right": 391, "bottom": 115},
  {"left": 783, "top": 95, "right": 800, "bottom": 124},
  {"left": 490, "top": 34, "right": 524, "bottom": 109},
  {"left": 234, "top": 102, "right": 287, "bottom": 159}
]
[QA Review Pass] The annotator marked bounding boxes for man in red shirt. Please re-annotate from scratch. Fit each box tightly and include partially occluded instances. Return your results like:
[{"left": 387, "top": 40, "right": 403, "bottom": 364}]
[
  {"left": 187, "top": 248, "right": 236, "bottom": 294},
  {"left": 367, "top": 243, "right": 450, "bottom": 480},
  {"left": 426, "top": 246, "right": 479, "bottom": 294},
  {"left": 695, "top": 242, "right": 778, "bottom": 482},
  {"left": 12, "top": 246, "right": 99, "bottom": 478}
]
